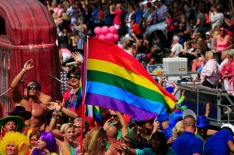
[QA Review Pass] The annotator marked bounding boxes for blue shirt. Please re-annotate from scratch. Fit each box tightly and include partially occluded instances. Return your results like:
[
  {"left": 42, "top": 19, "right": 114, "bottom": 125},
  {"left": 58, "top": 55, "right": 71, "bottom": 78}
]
[
  {"left": 135, "top": 147, "right": 175, "bottom": 155},
  {"left": 204, "top": 129, "right": 233, "bottom": 155},
  {"left": 135, "top": 9, "right": 143, "bottom": 24},
  {"left": 172, "top": 132, "right": 203, "bottom": 155}
]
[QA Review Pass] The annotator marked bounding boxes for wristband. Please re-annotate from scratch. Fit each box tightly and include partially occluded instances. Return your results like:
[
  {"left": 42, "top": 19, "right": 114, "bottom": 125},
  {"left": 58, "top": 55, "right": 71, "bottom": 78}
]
[{"left": 21, "top": 68, "right": 26, "bottom": 73}]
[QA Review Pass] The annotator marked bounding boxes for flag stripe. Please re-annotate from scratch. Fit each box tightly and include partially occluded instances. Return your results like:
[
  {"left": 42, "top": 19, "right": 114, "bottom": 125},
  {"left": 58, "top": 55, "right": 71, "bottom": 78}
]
[
  {"left": 88, "top": 70, "right": 170, "bottom": 107},
  {"left": 86, "top": 82, "right": 167, "bottom": 113},
  {"left": 85, "top": 93, "right": 159, "bottom": 120}
]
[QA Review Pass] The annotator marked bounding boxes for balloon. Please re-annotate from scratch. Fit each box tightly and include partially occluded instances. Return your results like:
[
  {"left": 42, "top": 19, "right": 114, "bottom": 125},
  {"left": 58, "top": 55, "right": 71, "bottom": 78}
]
[
  {"left": 99, "top": 34, "right": 106, "bottom": 40},
  {"left": 101, "top": 26, "right": 109, "bottom": 35},
  {"left": 109, "top": 26, "right": 117, "bottom": 34},
  {"left": 113, "top": 34, "right": 119, "bottom": 43},
  {"left": 94, "top": 27, "right": 101, "bottom": 35},
  {"left": 106, "top": 33, "right": 114, "bottom": 42}
]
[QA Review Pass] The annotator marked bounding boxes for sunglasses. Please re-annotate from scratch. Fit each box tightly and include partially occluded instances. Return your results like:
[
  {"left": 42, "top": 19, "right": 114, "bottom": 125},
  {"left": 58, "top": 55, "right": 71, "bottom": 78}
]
[
  {"left": 110, "top": 114, "right": 118, "bottom": 118},
  {"left": 27, "top": 85, "right": 38, "bottom": 90},
  {"left": 219, "top": 29, "right": 225, "bottom": 32},
  {"left": 73, "top": 125, "right": 81, "bottom": 128},
  {"left": 69, "top": 75, "right": 80, "bottom": 79}
]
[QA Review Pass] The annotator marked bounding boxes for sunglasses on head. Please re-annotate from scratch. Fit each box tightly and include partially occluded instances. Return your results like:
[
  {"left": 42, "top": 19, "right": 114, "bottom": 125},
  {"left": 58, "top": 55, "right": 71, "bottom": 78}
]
[
  {"left": 27, "top": 85, "right": 38, "bottom": 90},
  {"left": 73, "top": 125, "right": 81, "bottom": 128},
  {"left": 69, "top": 75, "right": 80, "bottom": 79}
]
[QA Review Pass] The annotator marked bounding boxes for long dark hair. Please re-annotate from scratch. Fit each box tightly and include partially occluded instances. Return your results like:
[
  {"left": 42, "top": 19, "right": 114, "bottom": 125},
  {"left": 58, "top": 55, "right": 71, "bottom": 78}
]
[{"left": 151, "top": 132, "right": 168, "bottom": 155}]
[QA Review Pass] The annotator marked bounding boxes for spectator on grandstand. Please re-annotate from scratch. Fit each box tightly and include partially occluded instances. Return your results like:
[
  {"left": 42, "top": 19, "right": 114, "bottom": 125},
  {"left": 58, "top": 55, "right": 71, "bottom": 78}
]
[
  {"left": 166, "top": 12, "right": 175, "bottom": 46},
  {"left": 194, "top": 6, "right": 207, "bottom": 37},
  {"left": 104, "top": 4, "right": 113, "bottom": 27},
  {"left": 220, "top": 49, "right": 234, "bottom": 95},
  {"left": 209, "top": 4, "right": 224, "bottom": 29},
  {"left": 213, "top": 26, "right": 233, "bottom": 64},
  {"left": 200, "top": 51, "right": 220, "bottom": 88},
  {"left": 169, "top": 36, "right": 183, "bottom": 58},
  {"left": 110, "top": 3, "right": 123, "bottom": 30},
  {"left": 154, "top": 0, "right": 167, "bottom": 22}
]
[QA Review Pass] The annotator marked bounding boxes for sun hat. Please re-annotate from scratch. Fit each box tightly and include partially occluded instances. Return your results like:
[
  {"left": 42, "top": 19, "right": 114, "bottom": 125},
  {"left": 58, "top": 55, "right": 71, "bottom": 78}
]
[
  {"left": 0, "top": 116, "right": 23, "bottom": 132},
  {"left": 221, "top": 123, "right": 234, "bottom": 133},
  {"left": 122, "top": 133, "right": 139, "bottom": 146},
  {"left": 197, "top": 116, "right": 210, "bottom": 128},
  {"left": 8, "top": 106, "right": 32, "bottom": 120},
  {"left": 182, "top": 109, "right": 197, "bottom": 121}
]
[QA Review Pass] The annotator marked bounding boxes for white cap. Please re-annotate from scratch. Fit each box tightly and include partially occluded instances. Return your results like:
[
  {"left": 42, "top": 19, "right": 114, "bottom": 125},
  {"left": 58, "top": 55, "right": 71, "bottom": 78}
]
[
  {"left": 183, "top": 109, "right": 197, "bottom": 120},
  {"left": 221, "top": 123, "right": 234, "bottom": 133},
  {"left": 142, "top": 1, "right": 148, "bottom": 5},
  {"left": 206, "top": 32, "right": 210, "bottom": 35}
]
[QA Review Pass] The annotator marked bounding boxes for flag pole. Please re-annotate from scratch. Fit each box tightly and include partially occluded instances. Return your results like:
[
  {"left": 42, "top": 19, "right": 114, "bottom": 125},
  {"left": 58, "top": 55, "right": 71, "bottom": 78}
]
[{"left": 80, "top": 35, "right": 89, "bottom": 153}]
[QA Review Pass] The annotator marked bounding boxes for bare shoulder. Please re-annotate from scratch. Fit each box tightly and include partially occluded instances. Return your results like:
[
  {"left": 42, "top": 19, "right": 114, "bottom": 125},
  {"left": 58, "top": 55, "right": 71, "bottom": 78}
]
[
  {"left": 38, "top": 92, "right": 52, "bottom": 103},
  {"left": 19, "top": 99, "right": 32, "bottom": 111}
]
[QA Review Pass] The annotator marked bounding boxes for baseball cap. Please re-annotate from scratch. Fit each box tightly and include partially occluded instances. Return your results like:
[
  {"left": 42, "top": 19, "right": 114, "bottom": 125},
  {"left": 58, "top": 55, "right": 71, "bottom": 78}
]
[
  {"left": 221, "top": 123, "right": 234, "bottom": 133},
  {"left": 182, "top": 109, "right": 197, "bottom": 120},
  {"left": 206, "top": 32, "right": 210, "bottom": 35}
]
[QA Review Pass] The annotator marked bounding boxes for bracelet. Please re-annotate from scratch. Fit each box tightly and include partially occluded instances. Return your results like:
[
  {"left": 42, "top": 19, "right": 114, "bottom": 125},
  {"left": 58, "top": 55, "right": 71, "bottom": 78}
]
[
  {"left": 21, "top": 68, "right": 26, "bottom": 73},
  {"left": 52, "top": 110, "right": 62, "bottom": 119}
]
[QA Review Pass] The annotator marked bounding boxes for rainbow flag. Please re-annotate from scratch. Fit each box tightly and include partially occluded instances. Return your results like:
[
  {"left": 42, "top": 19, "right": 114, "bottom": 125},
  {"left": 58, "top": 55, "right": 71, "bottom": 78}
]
[{"left": 84, "top": 37, "right": 176, "bottom": 120}]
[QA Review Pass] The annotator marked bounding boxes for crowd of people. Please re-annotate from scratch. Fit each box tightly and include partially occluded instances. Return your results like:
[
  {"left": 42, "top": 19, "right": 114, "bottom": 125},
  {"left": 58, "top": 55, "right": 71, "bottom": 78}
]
[{"left": 0, "top": 0, "right": 234, "bottom": 154}]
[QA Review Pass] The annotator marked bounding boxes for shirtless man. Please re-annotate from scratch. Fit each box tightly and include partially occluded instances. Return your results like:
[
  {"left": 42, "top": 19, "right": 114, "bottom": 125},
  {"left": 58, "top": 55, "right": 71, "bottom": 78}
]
[
  {"left": 11, "top": 59, "right": 52, "bottom": 131},
  {"left": 106, "top": 126, "right": 121, "bottom": 155}
]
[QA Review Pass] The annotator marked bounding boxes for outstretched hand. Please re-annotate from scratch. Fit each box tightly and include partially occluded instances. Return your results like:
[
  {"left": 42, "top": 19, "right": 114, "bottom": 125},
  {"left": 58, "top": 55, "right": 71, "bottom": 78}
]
[
  {"left": 71, "top": 52, "right": 83, "bottom": 63},
  {"left": 23, "top": 59, "right": 34, "bottom": 71},
  {"left": 47, "top": 101, "right": 62, "bottom": 111}
]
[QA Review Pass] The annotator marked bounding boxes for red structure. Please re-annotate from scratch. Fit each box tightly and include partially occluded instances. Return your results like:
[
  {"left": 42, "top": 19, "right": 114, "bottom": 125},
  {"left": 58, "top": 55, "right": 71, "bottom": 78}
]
[{"left": 0, "top": 0, "right": 60, "bottom": 117}]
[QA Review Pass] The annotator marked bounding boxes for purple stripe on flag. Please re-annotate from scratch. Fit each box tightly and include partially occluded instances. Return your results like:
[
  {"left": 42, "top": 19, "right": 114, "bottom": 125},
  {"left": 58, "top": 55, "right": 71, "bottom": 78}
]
[{"left": 85, "top": 93, "right": 158, "bottom": 120}]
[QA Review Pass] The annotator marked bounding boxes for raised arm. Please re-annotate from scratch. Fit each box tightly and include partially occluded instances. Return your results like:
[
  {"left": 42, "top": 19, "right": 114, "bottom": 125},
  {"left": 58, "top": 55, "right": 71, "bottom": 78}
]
[
  {"left": 116, "top": 111, "right": 128, "bottom": 137},
  {"left": 11, "top": 59, "right": 34, "bottom": 88},
  {"left": 48, "top": 102, "right": 64, "bottom": 141}
]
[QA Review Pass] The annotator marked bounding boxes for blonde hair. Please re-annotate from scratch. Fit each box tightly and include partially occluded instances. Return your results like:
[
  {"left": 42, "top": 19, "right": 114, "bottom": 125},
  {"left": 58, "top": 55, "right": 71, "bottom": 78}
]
[
  {"left": 60, "top": 123, "right": 73, "bottom": 133},
  {"left": 0, "top": 132, "right": 28, "bottom": 155},
  {"left": 172, "top": 120, "right": 184, "bottom": 139},
  {"left": 205, "top": 51, "right": 214, "bottom": 59},
  {"left": 83, "top": 127, "right": 106, "bottom": 155}
]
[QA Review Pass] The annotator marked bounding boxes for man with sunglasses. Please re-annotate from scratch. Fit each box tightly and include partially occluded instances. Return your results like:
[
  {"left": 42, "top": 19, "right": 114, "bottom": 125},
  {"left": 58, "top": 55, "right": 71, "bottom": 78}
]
[
  {"left": 62, "top": 66, "right": 83, "bottom": 117},
  {"left": 10, "top": 59, "right": 52, "bottom": 131}
]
